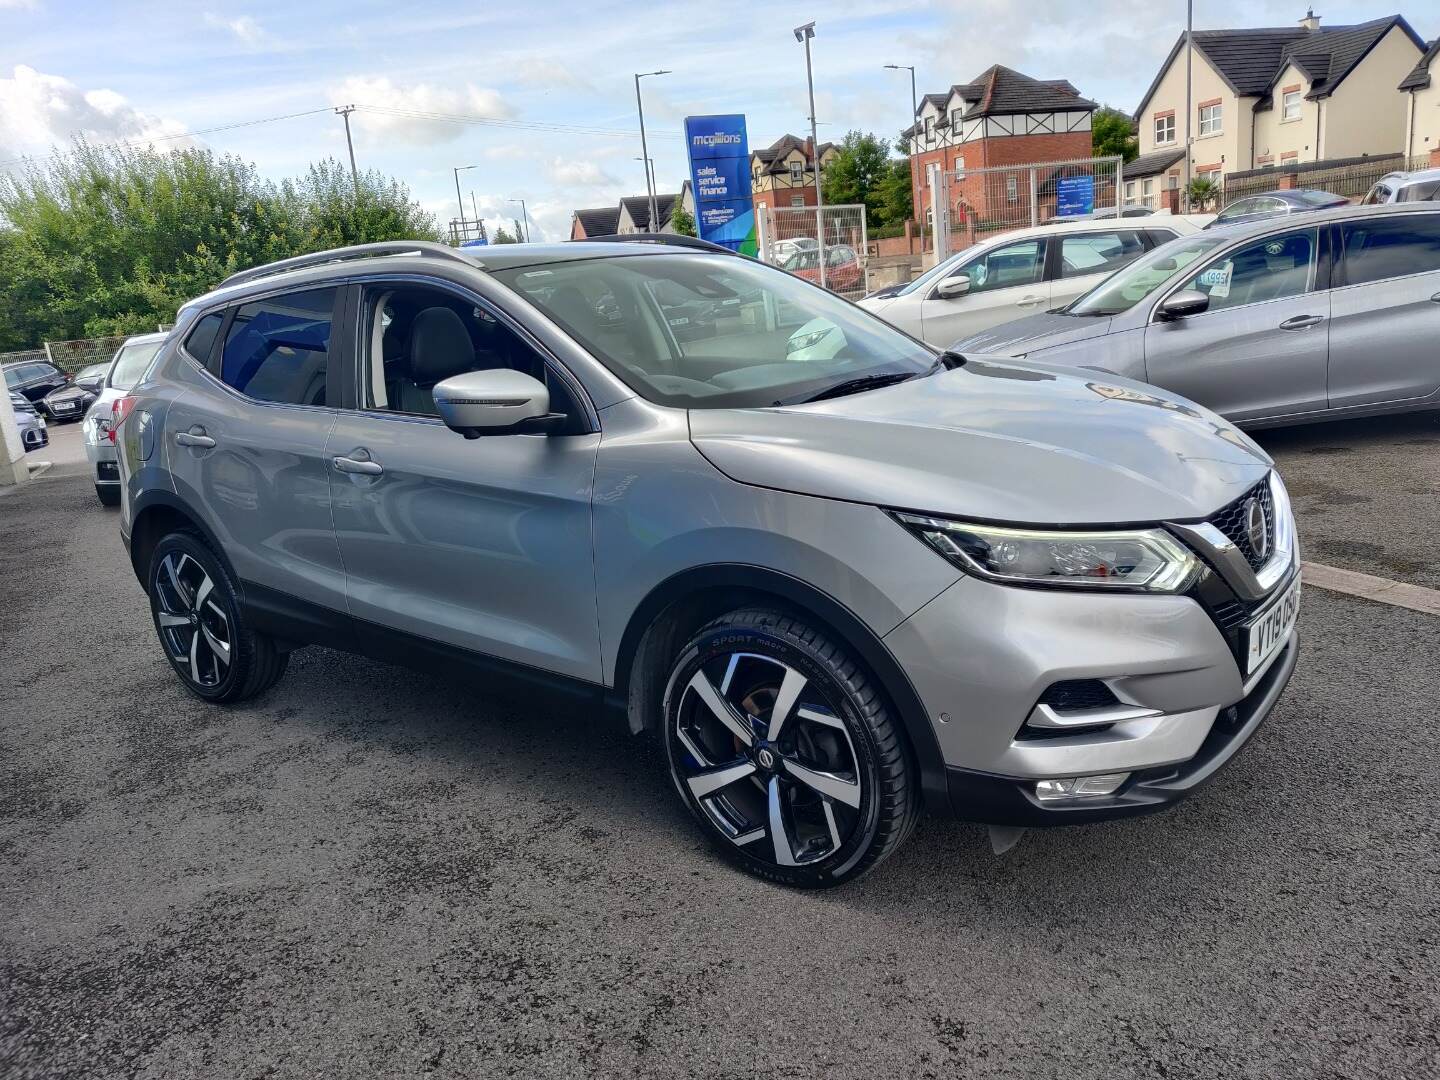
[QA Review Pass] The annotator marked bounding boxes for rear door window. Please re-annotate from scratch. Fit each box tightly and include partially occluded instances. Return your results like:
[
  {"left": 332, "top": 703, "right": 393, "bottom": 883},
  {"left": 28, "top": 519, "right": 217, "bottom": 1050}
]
[
  {"left": 219, "top": 288, "right": 336, "bottom": 406},
  {"left": 1056, "top": 231, "right": 1146, "bottom": 279},
  {"left": 1339, "top": 215, "right": 1440, "bottom": 286}
]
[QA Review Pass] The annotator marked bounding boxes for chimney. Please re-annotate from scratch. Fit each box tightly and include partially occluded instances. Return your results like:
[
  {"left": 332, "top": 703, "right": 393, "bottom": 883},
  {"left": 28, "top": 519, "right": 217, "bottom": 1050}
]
[{"left": 1299, "top": 8, "right": 1321, "bottom": 30}]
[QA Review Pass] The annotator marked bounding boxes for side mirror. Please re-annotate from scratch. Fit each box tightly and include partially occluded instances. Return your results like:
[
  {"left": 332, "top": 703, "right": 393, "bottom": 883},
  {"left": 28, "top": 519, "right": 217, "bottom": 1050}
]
[
  {"left": 1156, "top": 290, "right": 1210, "bottom": 321},
  {"left": 432, "top": 369, "right": 564, "bottom": 437},
  {"left": 77, "top": 378, "right": 103, "bottom": 393},
  {"left": 935, "top": 275, "right": 972, "bottom": 300}
]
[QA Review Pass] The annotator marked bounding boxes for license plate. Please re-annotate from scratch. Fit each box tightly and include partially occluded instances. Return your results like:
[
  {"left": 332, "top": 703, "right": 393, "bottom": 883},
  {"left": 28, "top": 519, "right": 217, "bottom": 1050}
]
[{"left": 1245, "top": 576, "right": 1301, "bottom": 674}]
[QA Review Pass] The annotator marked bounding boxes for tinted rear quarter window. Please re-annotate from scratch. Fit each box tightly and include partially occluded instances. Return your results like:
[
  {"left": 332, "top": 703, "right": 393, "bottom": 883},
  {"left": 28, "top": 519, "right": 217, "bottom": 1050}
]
[
  {"left": 219, "top": 289, "right": 336, "bottom": 406},
  {"left": 1340, "top": 216, "right": 1440, "bottom": 286},
  {"left": 184, "top": 313, "right": 225, "bottom": 365}
]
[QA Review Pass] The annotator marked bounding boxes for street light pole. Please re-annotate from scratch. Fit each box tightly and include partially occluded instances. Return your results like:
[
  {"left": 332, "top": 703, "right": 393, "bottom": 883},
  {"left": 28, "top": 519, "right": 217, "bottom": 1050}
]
[
  {"left": 634, "top": 70, "right": 671, "bottom": 230},
  {"left": 334, "top": 104, "right": 359, "bottom": 196},
  {"left": 794, "top": 22, "right": 826, "bottom": 288},
  {"left": 1183, "top": 0, "right": 1193, "bottom": 211},
  {"left": 453, "top": 164, "right": 479, "bottom": 244},
  {"left": 885, "top": 64, "right": 921, "bottom": 256},
  {"left": 510, "top": 198, "right": 531, "bottom": 242}
]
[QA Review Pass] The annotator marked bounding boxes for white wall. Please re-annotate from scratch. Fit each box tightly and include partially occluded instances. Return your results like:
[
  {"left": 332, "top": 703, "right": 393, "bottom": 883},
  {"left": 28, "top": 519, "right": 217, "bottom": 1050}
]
[{"left": 1139, "top": 46, "right": 1251, "bottom": 173}]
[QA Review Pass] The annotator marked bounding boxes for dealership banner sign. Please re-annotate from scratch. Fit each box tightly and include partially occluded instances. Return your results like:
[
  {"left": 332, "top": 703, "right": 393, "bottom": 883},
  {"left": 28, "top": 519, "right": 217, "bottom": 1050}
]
[{"left": 684, "top": 114, "right": 755, "bottom": 255}]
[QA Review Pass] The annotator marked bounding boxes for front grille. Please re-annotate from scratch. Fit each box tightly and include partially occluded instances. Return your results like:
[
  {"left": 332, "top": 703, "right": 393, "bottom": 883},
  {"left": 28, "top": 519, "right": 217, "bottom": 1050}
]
[{"left": 1208, "top": 478, "right": 1273, "bottom": 571}]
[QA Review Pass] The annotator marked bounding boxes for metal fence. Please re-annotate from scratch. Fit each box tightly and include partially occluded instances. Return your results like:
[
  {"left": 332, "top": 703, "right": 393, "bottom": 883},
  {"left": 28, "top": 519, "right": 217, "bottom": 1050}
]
[
  {"left": 756, "top": 204, "right": 868, "bottom": 300},
  {"left": 926, "top": 155, "right": 1125, "bottom": 261},
  {"left": 1221, "top": 153, "right": 1424, "bottom": 204}
]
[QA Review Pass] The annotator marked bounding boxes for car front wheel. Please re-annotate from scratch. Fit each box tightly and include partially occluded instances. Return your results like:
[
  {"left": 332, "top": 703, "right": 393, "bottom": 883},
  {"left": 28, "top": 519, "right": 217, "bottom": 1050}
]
[
  {"left": 663, "top": 608, "right": 918, "bottom": 887},
  {"left": 146, "top": 532, "right": 288, "bottom": 703}
]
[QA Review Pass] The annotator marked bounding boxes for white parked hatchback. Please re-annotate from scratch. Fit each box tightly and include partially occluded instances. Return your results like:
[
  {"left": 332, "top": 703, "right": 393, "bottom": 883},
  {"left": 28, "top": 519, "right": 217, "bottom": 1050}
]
[{"left": 860, "top": 215, "right": 1213, "bottom": 346}]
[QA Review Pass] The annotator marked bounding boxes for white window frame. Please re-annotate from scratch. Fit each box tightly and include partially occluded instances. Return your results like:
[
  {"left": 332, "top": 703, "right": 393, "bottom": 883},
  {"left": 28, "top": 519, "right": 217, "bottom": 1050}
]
[
  {"left": 1282, "top": 90, "right": 1301, "bottom": 121},
  {"left": 925, "top": 116, "right": 935, "bottom": 142},
  {"left": 788, "top": 160, "right": 804, "bottom": 183},
  {"left": 1155, "top": 114, "right": 1175, "bottom": 145},
  {"left": 1198, "top": 102, "right": 1222, "bottom": 137},
  {"left": 1142, "top": 177, "right": 1155, "bottom": 198},
  {"left": 1124, "top": 180, "right": 1135, "bottom": 199},
  {"left": 1005, "top": 176, "right": 1018, "bottom": 203}
]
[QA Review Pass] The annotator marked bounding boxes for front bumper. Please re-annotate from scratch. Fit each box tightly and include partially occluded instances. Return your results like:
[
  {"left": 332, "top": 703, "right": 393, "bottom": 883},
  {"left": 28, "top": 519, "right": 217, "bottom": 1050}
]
[{"left": 19, "top": 420, "right": 47, "bottom": 451}]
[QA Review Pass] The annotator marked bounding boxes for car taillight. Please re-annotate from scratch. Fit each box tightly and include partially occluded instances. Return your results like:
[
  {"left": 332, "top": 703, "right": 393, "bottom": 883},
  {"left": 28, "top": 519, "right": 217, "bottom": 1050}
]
[{"left": 108, "top": 396, "right": 137, "bottom": 443}]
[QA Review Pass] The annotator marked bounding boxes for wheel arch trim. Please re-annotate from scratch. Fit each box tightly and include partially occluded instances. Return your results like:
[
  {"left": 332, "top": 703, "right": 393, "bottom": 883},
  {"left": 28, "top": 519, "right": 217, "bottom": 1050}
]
[
  {"left": 613, "top": 563, "right": 951, "bottom": 813},
  {"left": 126, "top": 489, "right": 231, "bottom": 588}
]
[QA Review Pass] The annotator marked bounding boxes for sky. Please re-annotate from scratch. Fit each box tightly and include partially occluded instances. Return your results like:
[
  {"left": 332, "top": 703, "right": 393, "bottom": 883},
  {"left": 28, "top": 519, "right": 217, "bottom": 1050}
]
[{"left": 1, "top": 0, "right": 1435, "bottom": 241}]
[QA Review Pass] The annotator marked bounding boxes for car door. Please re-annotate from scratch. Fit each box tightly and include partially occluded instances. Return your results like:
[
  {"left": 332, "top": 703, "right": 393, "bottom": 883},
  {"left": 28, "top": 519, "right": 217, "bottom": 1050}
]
[
  {"left": 325, "top": 278, "right": 603, "bottom": 683},
  {"left": 1050, "top": 229, "right": 1150, "bottom": 308},
  {"left": 1326, "top": 213, "right": 1440, "bottom": 409},
  {"left": 918, "top": 236, "right": 1051, "bottom": 344},
  {"left": 1143, "top": 226, "right": 1329, "bottom": 422},
  {"left": 164, "top": 288, "right": 348, "bottom": 613}
]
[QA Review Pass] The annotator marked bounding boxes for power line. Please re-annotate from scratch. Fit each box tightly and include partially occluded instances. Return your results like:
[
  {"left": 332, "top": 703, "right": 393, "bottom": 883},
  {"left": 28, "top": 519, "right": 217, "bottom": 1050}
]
[
  {"left": 354, "top": 104, "right": 682, "bottom": 139},
  {"left": 0, "top": 106, "right": 337, "bottom": 169}
]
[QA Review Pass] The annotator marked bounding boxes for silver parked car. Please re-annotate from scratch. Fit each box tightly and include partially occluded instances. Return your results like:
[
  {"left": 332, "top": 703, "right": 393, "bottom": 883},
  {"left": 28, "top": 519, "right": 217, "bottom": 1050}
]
[
  {"left": 953, "top": 203, "right": 1440, "bottom": 428},
  {"left": 1361, "top": 167, "right": 1440, "bottom": 205},
  {"left": 113, "top": 239, "right": 1299, "bottom": 886},
  {"left": 8, "top": 391, "right": 48, "bottom": 452},
  {"left": 83, "top": 332, "right": 168, "bottom": 505}
]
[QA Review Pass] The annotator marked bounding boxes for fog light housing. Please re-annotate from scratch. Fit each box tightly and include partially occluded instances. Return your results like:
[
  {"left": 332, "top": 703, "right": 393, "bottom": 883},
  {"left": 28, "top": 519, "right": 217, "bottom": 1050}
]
[{"left": 1034, "top": 773, "right": 1130, "bottom": 802}]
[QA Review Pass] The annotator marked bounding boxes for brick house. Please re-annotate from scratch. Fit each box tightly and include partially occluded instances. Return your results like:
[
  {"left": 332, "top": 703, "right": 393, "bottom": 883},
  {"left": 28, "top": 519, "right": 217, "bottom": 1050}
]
[
  {"left": 1132, "top": 10, "right": 1425, "bottom": 199},
  {"left": 569, "top": 206, "right": 620, "bottom": 240},
  {"left": 903, "top": 65, "right": 1096, "bottom": 229},
  {"left": 749, "top": 134, "right": 839, "bottom": 215},
  {"left": 568, "top": 182, "right": 694, "bottom": 240}
]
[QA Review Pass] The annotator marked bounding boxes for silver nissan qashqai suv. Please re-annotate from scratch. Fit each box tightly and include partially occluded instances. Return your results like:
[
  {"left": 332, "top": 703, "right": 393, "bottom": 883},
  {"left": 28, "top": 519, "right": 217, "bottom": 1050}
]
[{"left": 113, "top": 238, "right": 1300, "bottom": 887}]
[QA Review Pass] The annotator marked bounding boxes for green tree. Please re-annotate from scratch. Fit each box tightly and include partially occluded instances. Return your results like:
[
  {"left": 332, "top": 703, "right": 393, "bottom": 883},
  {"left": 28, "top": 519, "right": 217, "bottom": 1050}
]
[
  {"left": 0, "top": 139, "right": 438, "bottom": 349},
  {"left": 513, "top": 217, "right": 527, "bottom": 242},
  {"left": 493, "top": 225, "right": 519, "bottom": 244},
  {"left": 669, "top": 202, "right": 697, "bottom": 237},
  {"left": 821, "top": 130, "right": 893, "bottom": 223},
  {"left": 1092, "top": 106, "right": 1138, "bottom": 163}
]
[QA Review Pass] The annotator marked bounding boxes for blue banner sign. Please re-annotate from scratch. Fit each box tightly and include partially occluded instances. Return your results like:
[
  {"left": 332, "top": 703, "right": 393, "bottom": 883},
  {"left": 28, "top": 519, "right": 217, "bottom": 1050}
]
[
  {"left": 684, "top": 114, "right": 755, "bottom": 255},
  {"left": 1056, "top": 174, "right": 1096, "bottom": 217}
]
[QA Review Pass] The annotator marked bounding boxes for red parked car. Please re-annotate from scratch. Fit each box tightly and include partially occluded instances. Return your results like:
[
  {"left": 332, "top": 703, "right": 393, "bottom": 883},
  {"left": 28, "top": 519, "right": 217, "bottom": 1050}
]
[{"left": 781, "top": 243, "right": 862, "bottom": 292}]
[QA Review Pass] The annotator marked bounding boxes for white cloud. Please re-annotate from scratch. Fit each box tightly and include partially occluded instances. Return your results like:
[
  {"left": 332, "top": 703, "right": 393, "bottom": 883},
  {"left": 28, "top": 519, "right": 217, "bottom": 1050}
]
[
  {"left": 548, "top": 158, "right": 616, "bottom": 187},
  {"left": 203, "top": 12, "right": 267, "bottom": 48},
  {"left": 0, "top": 65, "right": 189, "bottom": 162},
  {"left": 0, "top": 0, "right": 39, "bottom": 9},
  {"left": 513, "top": 58, "right": 594, "bottom": 93},
  {"left": 330, "top": 76, "right": 514, "bottom": 146}
]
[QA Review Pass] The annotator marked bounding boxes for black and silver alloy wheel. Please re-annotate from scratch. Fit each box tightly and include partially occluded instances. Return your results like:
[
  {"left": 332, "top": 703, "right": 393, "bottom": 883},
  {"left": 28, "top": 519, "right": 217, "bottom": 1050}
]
[
  {"left": 147, "top": 532, "right": 289, "bottom": 703},
  {"left": 664, "top": 609, "right": 917, "bottom": 887},
  {"left": 154, "top": 551, "right": 232, "bottom": 688}
]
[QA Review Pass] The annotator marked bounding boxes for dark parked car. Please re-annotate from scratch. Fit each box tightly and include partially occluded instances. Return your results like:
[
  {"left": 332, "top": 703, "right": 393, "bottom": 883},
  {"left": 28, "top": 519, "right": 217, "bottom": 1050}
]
[
  {"left": 72, "top": 363, "right": 110, "bottom": 393},
  {"left": 40, "top": 381, "right": 99, "bottom": 422},
  {"left": 1205, "top": 189, "right": 1348, "bottom": 229},
  {"left": 3, "top": 360, "right": 69, "bottom": 407}
]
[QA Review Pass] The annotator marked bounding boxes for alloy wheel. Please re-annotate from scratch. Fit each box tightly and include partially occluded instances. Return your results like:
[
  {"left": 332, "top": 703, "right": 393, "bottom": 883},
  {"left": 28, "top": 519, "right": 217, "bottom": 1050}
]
[
  {"left": 672, "top": 651, "right": 865, "bottom": 867},
  {"left": 154, "top": 552, "right": 232, "bottom": 688}
]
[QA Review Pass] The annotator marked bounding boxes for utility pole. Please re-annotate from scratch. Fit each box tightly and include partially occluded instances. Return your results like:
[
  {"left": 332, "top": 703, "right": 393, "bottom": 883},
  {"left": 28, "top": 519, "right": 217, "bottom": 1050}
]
[
  {"left": 335, "top": 105, "right": 359, "bottom": 195},
  {"left": 470, "top": 192, "right": 480, "bottom": 227},
  {"left": 634, "top": 70, "right": 671, "bottom": 230},
  {"left": 795, "top": 21, "right": 826, "bottom": 288},
  {"left": 1183, "top": 0, "right": 1193, "bottom": 211},
  {"left": 885, "top": 64, "right": 922, "bottom": 256},
  {"left": 453, "top": 164, "right": 478, "bottom": 243},
  {"left": 510, "top": 198, "right": 531, "bottom": 242}
]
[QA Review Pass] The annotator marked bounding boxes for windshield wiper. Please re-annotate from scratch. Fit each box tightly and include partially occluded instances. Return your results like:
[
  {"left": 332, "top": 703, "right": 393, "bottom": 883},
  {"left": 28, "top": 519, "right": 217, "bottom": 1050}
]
[{"left": 784, "top": 371, "right": 918, "bottom": 406}]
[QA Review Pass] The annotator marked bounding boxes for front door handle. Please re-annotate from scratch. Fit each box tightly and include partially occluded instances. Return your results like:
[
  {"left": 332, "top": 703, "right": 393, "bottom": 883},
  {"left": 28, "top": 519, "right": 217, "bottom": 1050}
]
[
  {"left": 174, "top": 428, "right": 216, "bottom": 449},
  {"left": 332, "top": 455, "right": 383, "bottom": 476},
  {"left": 1278, "top": 314, "right": 1325, "bottom": 331},
  {"left": 1016, "top": 294, "right": 1046, "bottom": 306},
  {"left": 1429, "top": 291, "right": 1440, "bottom": 303}
]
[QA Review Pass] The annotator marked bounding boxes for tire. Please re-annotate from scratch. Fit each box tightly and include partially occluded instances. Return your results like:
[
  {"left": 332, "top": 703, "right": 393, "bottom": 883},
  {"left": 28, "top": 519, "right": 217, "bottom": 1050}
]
[
  {"left": 95, "top": 483, "right": 120, "bottom": 507},
  {"left": 146, "top": 531, "right": 288, "bottom": 703},
  {"left": 663, "top": 608, "right": 918, "bottom": 887}
]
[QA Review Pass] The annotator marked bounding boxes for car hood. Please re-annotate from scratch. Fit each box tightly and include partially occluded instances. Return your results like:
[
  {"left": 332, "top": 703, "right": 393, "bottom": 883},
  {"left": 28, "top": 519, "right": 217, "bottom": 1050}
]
[
  {"left": 949, "top": 311, "right": 1114, "bottom": 356},
  {"left": 688, "top": 359, "right": 1270, "bottom": 525},
  {"left": 44, "top": 385, "right": 91, "bottom": 402}
]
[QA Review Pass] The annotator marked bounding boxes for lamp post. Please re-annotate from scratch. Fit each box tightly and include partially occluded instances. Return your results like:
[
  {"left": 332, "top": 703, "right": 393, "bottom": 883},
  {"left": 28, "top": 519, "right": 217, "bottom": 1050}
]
[
  {"left": 633, "top": 156, "right": 657, "bottom": 206},
  {"left": 884, "top": 63, "right": 923, "bottom": 256},
  {"left": 453, "top": 164, "right": 479, "bottom": 243},
  {"left": 634, "top": 70, "right": 671, "bottom": 230},
  {"left": 794, "top": 22, "right": 825, "bottom": 287},
  {"left": 509, "top": 198, "right": 531, "bottom": 243}
]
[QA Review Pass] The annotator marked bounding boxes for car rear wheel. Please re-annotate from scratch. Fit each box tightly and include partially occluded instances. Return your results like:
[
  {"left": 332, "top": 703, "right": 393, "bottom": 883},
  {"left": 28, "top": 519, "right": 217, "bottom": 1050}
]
[
  {"left": 147, "top": 533, "right": 287, "bottom": 703},
  {"left": 663, "top": 608, "right": 918, "bottom": 887},
  {"left": 94, "top": 483, "right": 120, "bottom": 507}
]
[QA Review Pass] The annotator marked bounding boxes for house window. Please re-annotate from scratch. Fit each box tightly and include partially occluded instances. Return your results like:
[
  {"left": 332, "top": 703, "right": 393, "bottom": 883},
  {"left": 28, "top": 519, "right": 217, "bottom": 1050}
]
[
  {"left": 925, "top": 116, "right": 935, "bottom": 141},
  {"left": 790, "top": 196, "right": 805, "bottom": 207},
  {"left": 1155, "top": 113, "right": 1175, "bottom": 145},
  {"left": 1005, "top": 176, "right": 1018, "bottom": 202},
  {"left": 1199, "top": 102, "right": 1222, "bottom": 136},
  {"left": 789, "top": 161, "right": 803, "bottom": 183},
  {"left": 1124, "top": 180, "right": 1135, "bottom": 199},
  {"left": 1282, "top": 90, "right": 1302, "bottom": 121},
  {"left": 1167, "top": 173, "right": 1179, "bottom": 190},
  {"left": 1142, "top": 178, "right": 1154, "bottom": 197},
  {"left": 1280, "top": 151, "right": 1298, "bottom": 164},
  {"left": 950, "top": 109, "right": 962, "bottom": 128}
]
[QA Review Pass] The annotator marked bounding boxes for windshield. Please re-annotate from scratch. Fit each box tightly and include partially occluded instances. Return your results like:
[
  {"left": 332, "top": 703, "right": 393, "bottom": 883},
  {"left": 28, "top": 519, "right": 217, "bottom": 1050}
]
[
  {"left": 1064, "top": 235, "right": 1227, "bottom": 316},
  {"left": 894, "top": 244, "right": 981, "bottom": 297},
  {"left": 493, "top": 253, "right": 934, "bottom": 409},
  {"left": 109, "top": 340, "right": 164, "bottom": 390}
]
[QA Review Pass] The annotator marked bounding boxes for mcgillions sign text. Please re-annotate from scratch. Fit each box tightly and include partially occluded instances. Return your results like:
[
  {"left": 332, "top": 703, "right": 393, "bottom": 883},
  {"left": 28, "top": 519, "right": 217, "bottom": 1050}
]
[{"left": 684, "top": 114, "right": 754, "bottom": 255}]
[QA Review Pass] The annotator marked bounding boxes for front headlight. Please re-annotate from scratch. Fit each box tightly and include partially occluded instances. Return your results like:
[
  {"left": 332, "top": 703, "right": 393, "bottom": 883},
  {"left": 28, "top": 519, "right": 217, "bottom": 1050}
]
[
  {"left": 787, "top": 326, "right": 833, "bottom": 354},
  {"left": 892, "top": 513, "right": 1199, "bottom": 593}
]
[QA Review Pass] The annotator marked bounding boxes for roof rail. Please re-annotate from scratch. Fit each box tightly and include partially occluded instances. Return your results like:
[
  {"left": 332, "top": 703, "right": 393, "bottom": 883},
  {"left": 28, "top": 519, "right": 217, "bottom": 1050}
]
[
  {"left": 575, "top": 233, "right": 742, "bottom": 256},
  {"left": 217, "top": 241, "right": 477, "bottom": 290}
]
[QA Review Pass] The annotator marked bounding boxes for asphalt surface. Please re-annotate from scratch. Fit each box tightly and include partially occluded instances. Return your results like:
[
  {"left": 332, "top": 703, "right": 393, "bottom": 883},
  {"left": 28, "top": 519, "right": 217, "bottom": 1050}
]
[{"left": 3, "top": 421, "right": 1438, "bottom": 1079}]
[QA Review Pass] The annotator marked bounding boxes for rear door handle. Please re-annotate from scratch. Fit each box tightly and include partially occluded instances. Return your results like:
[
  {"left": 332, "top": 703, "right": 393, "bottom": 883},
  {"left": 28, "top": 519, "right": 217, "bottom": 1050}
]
[
  {"left": 1016, "top": 294, "right": 1046, "bottom": 306},
  {"left": 332, "top": 455, "right": 383, "bottom": 476},
  {"left": 174, "top": 429, "right": 216, "bottom": 449},
  {"left": 1278, "top": 314, "right": 1325, "bottom": 331},
  {"left": 1429, "top": 291, "right": 1440, "bottom": 303}
]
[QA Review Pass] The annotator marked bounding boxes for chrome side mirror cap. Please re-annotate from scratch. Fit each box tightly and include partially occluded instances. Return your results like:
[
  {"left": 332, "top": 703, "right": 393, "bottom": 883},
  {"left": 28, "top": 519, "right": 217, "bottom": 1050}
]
[{"left": 432, "top": 369, "right": 563, "bottom": 437}]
